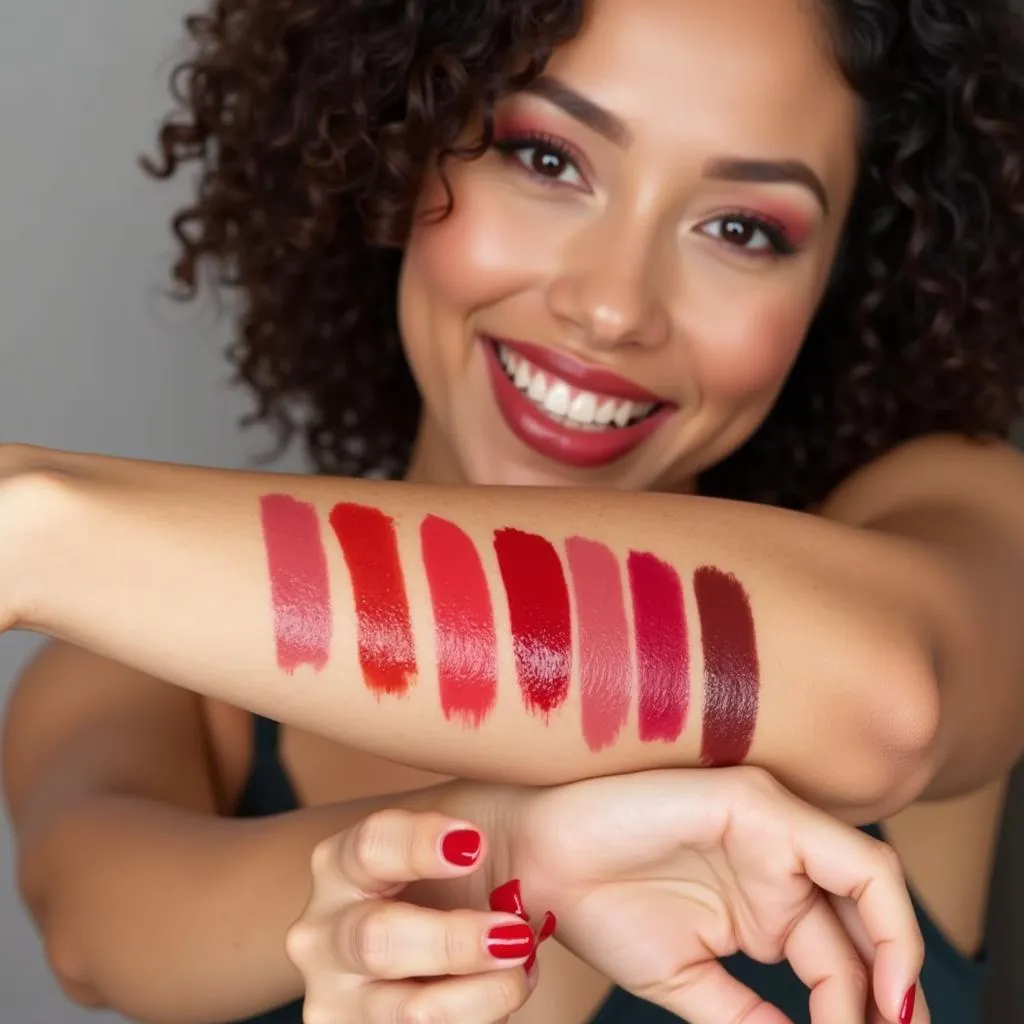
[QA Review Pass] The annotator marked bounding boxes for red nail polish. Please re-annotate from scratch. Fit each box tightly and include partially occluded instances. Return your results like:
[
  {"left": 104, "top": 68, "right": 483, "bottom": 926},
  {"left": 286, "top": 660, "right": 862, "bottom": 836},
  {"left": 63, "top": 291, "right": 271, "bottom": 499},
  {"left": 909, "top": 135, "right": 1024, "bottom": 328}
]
[
  {"left": 440, "top": 828, "right": 482, "bottom": 867},
  {"left": 489, "top": 879, "right": 529, "bottom": 919},
  {"left": 486, "top": 923, "right": 536, "bottom": 960},
  {"left": 538, "top": 910, "right": 557, "bottom": 942},
  {"left": 524, "top": 951, "right": 537, "bottom": 973},
  {"left": 899, "top": 984, "right": 917, "bottom": 1024}
]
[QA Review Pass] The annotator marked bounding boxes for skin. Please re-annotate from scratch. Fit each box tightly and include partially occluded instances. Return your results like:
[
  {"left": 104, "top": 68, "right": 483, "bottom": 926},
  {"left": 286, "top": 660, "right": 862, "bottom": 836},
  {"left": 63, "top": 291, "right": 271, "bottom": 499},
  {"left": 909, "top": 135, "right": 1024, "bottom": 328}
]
[{"left": 3, "top": 0, "right": 1022, "bottom": 1021}]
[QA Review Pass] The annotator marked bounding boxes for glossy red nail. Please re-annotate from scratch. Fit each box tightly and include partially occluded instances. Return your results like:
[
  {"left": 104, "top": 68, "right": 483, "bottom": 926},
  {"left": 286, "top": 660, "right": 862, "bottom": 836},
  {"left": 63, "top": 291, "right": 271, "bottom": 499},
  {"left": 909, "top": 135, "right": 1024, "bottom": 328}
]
[
  {"left": 440, "top": 828, "right": 482, "bottom": 867},
  {"left": 899, "top": 984, "right": 917, "bottom": 1024},
  {"left": 489, "top": 879, "right": 529, "bottom": 920},
  {"left": 486, "top": 923, "right": 536, "bottom": 960},
  {"left": 538, "top": 910, "right": 557, "bottom": 942}
]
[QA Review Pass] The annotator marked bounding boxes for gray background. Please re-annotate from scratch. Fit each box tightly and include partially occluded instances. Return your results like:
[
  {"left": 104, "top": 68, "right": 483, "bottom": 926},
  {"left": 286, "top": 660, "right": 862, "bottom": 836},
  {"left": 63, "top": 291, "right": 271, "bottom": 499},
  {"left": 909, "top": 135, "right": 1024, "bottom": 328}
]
[{"left": 0, "top": 3, "right": 1019, "bottom": 1021}]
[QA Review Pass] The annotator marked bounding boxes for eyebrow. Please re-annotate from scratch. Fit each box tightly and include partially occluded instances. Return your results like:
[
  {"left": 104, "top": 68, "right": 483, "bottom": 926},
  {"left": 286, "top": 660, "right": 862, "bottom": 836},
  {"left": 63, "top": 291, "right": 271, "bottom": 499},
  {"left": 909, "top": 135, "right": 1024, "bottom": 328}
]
[{"left": 520, "top": 75, "right": 831, "bottom": 215}]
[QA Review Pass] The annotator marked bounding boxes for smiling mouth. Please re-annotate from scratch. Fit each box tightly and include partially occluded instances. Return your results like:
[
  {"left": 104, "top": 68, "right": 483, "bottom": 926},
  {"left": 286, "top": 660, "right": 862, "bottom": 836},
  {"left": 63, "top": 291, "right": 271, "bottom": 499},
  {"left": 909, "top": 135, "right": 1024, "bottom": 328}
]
[{"left": 493, "top": 342, "right": 665, "bottom": 431}]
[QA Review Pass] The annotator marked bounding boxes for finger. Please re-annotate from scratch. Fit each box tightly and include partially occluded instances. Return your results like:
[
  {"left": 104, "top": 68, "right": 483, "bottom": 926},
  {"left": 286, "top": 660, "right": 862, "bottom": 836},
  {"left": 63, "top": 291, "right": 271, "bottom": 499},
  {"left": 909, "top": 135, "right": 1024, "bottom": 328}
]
[
  {"left": 323, "top": 809, "right": 485, "bottom": 898},
  {"left": 359, "top": 968, "right": 532, "bottom": 1024},
  {"left": 793, "top": 816, "right": 923, "bottom": 1020},
  {"left": 656, "top": 959, "right": 793, "bottom": 1024},
  {"left": 784, "top": 894, "right": 870, "bottom": 1024},
  {"left": 336, "top": 900, "right": 536, "bottom": 979}
]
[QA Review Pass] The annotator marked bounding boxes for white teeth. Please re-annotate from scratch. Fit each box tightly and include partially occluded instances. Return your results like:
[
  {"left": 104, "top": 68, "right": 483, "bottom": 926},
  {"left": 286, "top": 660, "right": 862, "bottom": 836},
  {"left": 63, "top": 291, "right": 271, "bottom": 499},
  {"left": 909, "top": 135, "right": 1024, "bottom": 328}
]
[
  {"left": 568, "top": 391, "right": 598, "bottom": 424},
  {"left": 595, "top": 399, "right": 617, "bottom": 426},
  {"left": 543, "top": 381, "right": 572, "bottom": 417},
  {"left": 527, "top": 373, "right": 548, "bottom": 403},
  {"left": 494, "top": 342, "right": 660, "bottom": 430}
]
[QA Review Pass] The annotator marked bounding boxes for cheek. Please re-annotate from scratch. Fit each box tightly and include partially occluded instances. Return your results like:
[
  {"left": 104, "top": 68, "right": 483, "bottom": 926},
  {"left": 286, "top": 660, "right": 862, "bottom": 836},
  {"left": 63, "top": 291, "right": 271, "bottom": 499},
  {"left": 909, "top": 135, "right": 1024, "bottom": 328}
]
[
  {"left": 689, "top": 298, "right": 809, "bottom": 402},
  {"left": 400, "top": 167, "right": 551, "bottom": 322}
]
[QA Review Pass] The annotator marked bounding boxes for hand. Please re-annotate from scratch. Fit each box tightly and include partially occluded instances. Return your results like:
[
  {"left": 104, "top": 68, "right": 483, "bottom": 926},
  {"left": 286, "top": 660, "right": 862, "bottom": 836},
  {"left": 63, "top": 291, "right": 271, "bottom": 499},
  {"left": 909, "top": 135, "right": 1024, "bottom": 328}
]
[
  {"left": 498, "top": 766, "right": 926, "bottom": 1024},
  {"left": 286, "top": 808, "right": 540, "bottom": 1024}
]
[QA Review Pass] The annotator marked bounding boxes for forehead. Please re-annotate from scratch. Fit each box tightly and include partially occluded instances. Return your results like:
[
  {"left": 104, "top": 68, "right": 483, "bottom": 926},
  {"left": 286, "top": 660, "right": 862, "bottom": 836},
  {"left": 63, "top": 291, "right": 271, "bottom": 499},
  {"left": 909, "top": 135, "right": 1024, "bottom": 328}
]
[{"left": 545, "top": 0, "right": 859, "bottom": 183}]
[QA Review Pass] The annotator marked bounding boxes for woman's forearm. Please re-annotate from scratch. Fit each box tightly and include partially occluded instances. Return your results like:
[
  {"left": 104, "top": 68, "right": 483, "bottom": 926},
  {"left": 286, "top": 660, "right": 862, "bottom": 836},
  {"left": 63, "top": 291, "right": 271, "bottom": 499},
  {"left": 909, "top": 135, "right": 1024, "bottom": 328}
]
[
  {"left": 5, "top": 448, "right": 943, "bottom": 817},
  {"left": 23, "top": 783, "right": 464, "bottom": 1023}
]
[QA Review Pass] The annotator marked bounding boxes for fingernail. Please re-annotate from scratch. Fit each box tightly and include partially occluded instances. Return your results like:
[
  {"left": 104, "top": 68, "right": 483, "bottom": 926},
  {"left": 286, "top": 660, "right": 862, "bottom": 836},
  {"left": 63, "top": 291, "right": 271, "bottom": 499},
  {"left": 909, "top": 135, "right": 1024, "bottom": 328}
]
[
  {"left": 489, "top": 879, "right": 529, "bottom": 920},
  {"left": 898, "top": 983, "right": 917, "bottom": 1024},
  {"left": 524, "top": 951, "right": 537, "bottom": 973},
  {"left": 538, "top": 910, "right": 557, "bottom": 942},
  {"left": 486, "top": 922, "right": 536, "bottom": 960},
  {"left": 440, "top": 828, "right": 482, "bottom": 867}
]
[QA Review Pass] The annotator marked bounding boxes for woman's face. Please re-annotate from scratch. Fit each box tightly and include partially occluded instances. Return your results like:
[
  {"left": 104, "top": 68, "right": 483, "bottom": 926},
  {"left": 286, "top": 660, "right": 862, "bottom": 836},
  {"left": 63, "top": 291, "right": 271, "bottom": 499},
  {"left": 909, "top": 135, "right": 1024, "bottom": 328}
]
[{"left": 398, "top": 0, "right": 860, "bottom": 490}]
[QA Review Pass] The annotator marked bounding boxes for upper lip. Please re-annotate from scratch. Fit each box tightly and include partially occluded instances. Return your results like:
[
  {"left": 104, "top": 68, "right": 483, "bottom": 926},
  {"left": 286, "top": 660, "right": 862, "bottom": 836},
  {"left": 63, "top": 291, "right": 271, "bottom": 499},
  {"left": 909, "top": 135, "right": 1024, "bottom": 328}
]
[{"left": 484, "top": 336, "right": 670, "bottom": 405}]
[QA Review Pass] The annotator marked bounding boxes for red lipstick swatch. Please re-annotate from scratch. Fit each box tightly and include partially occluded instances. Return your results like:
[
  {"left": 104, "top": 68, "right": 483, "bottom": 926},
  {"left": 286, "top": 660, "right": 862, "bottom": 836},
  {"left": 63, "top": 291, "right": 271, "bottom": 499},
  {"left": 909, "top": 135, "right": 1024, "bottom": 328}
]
[
  {"left": 628, "top": 551, "right": 689, "bottom": 742},
  {"left": 329, "top": 503, "right": 416, "bottom": 696},
  {"left": 565, "top": 537, "right": 632, "bottom": 751},
  {"left": 494, "top": 529, "right": 572, "bottom": 717},
  {"left": 259, "top": 495, "right": 332, "bottom": 673},
  {"left": 420, "top": 515, "right": 497, "bottom": 726},
  {"left": 695, "top": 566, "right": 759, "bottom": 766}
]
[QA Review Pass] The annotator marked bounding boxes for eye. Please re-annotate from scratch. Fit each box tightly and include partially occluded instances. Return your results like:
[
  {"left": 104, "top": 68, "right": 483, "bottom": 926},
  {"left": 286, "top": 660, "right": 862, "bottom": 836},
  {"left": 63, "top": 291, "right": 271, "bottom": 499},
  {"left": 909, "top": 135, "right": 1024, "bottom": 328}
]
[
  {"left": 495, "top": 135, "right": 585, "bottom": 188},
  {"left": 700, "top": 214, "right": 795, "bottom": 257}
]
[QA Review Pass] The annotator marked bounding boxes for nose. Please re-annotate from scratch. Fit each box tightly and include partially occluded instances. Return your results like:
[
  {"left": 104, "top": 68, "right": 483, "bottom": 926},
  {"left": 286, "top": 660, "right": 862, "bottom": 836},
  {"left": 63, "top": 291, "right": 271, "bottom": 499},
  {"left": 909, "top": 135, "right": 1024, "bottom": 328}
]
[{"left": 546, "top": 206, "right": 672, "bottom": 352}]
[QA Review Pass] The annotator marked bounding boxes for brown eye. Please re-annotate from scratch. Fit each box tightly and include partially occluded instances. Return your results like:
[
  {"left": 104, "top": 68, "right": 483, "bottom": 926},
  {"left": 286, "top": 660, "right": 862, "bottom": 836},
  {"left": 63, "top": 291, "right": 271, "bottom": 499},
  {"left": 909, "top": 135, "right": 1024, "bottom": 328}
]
[
  {"left": 501, "top": 141, "right": 583, "bottom": 186},
  {"left": 701, "top": 215, "right": 790, "bottom": 256}
]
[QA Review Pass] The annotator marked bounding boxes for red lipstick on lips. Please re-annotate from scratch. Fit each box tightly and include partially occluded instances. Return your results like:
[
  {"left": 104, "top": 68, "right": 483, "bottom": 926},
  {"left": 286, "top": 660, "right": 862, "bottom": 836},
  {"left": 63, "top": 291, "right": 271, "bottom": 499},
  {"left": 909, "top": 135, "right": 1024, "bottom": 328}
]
[{"left": 482, "top": 336, "right": 675, "bottom": 469}]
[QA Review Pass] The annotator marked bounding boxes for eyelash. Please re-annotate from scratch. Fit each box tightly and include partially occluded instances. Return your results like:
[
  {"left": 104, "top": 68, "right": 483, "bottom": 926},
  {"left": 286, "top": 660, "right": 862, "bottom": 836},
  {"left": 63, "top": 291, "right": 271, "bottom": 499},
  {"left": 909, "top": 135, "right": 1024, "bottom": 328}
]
[{"left": 491, "top": 132, "right": 799, "bottom": 258}]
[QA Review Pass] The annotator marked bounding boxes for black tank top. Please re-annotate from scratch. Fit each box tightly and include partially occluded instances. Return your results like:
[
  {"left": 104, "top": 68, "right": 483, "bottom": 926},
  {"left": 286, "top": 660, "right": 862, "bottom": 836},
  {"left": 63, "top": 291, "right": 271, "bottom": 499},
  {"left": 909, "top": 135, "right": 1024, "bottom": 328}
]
[{"left": 232, "top": 716, "right": 988, "bottom": 1024}]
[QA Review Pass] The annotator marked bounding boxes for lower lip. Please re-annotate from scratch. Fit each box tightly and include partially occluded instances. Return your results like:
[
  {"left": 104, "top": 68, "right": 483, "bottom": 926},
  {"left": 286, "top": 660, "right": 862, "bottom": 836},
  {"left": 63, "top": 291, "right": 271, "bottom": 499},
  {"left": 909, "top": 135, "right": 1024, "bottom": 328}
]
[{"left": 483, "top": 341, "right": 674, "bottom": 469}]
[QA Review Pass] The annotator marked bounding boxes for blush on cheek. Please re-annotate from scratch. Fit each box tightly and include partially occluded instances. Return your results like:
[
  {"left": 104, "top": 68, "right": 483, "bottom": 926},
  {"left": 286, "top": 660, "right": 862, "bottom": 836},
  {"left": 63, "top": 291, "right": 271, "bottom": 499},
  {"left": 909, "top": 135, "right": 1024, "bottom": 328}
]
[{"left": 695, "top": 302, "right": 808, "bottom": 400}]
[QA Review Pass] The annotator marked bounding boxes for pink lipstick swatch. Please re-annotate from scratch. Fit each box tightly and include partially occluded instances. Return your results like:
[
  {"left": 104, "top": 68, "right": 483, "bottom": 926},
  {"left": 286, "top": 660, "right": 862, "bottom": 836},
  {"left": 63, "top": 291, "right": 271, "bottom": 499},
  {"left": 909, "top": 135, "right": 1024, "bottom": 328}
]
[
  {"left": 695, "top": 566, "right": 759, "bottom": 765},
  {"left": 494, "top": 529, "right": 572, "bottom": 717},
  {"left": 628, "top": 551, "right": 689, "bottom": 742},
  {"left": 259, "top": 494, "right": 332, "bottom": 673},
  {"left": 565, "top": 537, "right": 632, "bottom": 751},
  {"left": 421, "top": 515, "right": 498, "bottom": 726},
  {"left": 329, "top": 503, "right": 416, "bottom": 696}
]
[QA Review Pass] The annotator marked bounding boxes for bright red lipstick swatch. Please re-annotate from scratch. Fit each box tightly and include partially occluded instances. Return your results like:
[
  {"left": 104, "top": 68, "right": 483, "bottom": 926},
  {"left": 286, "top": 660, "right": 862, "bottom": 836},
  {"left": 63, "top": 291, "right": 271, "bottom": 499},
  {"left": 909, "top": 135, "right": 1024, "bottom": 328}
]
[
  {"left": 420, "top": 515, "right": 497, "bottom": 726},
  {"left": 259, "top": 494, "right": 332, "bottom": 673},
  {"left": 628, "top": 551, "right": 689, "bottom": 742},
  {"left": 695, "top": 566, "right": 759, "bottom": 766},
  {"left": 565, "top": 537, "right": 632, "bottom": 751},
  {"left": 329, "top": 503, "right": 416, "bottom": 696},
  {"left": 494, "top": 529, "right": 572, "bottom": 717}
]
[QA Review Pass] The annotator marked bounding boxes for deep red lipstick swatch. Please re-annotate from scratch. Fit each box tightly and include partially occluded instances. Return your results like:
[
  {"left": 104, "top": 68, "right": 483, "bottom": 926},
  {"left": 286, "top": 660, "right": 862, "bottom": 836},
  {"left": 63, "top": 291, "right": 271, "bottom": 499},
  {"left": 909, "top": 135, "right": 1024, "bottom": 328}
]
[
  {"left": 329, "top": 503, "right": 416, "bottom": 696},
  {"left": 695, "top": 566, "right": 759, "bottom": 766},
  {"left": 259, "top": 494, "right": 332, "bottom": 673},
  {"left": 565, "top": 537, "right": 632, "bottom": 751},
  {"left": 420, "top": 515, "right": 498, "bottom": 726},
  {"left": 494, "top": 529, "right": 572, "bottom": 717},
  {"left": 628, "top": 551, "right": 689, "bottom": 742}
]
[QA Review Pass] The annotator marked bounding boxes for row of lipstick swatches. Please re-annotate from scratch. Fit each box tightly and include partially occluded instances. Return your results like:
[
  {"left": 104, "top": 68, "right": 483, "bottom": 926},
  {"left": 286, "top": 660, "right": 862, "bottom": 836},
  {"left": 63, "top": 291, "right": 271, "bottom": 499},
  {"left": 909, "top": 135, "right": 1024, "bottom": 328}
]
[{"left": 259, "top": 494, "right": 760, "bottom": 763}]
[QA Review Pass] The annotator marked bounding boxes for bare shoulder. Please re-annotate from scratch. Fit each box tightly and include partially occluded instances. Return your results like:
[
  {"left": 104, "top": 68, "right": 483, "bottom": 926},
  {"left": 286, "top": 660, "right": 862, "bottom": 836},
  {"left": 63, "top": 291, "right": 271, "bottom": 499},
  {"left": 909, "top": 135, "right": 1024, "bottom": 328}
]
[{"left": 821, "top": 432, "right": 1024, "bottom": 537}]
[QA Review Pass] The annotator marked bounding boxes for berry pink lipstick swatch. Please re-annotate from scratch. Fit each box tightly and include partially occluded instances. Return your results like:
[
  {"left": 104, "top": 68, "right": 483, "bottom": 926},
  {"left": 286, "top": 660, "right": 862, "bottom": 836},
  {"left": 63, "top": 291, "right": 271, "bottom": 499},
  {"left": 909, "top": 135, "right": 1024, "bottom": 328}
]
[{"left": 258, "top": 496, "right": 760, "bottom": 760}]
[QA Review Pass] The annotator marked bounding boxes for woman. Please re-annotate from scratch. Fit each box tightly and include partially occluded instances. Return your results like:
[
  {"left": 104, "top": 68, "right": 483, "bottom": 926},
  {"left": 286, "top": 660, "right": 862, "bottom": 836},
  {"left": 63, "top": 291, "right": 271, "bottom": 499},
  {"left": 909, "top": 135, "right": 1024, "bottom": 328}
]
[{"left": 4, "top": 0, "right": 1024, "bottom": 1020}]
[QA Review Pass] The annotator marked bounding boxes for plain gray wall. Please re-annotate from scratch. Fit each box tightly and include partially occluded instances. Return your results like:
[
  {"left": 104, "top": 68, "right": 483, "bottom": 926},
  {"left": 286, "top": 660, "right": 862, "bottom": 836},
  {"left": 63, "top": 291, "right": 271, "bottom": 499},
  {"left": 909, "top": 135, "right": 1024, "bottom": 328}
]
[{"left": 0, "top": 3, "right": 1019, "bottom": 1022}]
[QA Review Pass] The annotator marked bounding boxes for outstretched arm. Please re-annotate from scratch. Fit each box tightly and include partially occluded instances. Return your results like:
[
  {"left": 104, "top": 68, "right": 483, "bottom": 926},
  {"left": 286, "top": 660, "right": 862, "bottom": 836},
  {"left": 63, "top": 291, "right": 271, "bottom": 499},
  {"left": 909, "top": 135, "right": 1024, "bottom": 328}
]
[{"left": 5, "top": 438, "right": 1018, "bottom": 820}]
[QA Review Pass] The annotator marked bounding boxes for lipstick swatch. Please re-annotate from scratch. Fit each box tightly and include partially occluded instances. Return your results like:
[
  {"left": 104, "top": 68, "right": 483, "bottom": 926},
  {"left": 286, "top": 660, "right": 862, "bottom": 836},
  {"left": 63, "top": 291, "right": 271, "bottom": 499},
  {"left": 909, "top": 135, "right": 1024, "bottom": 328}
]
[
  {"left": 420, "top": 515, "right": 498, "bottom": 726},
  {"left": 329, "top": 503, "right": 416, "bottom": 696},
  {"left": 695, "top": 566, "right": 759, "bottom": 766},
  {"left": 494, "top": 529, "right": 572, "bottom": 716},
  {"left": 565, "top": 537, "right": 632, "bottom": 751},
  {"left": 259, "top": 494, "right": 332, "bottom": 673},
  {"left": 628, "top": 551, "right": 689, "bottom": 742}
]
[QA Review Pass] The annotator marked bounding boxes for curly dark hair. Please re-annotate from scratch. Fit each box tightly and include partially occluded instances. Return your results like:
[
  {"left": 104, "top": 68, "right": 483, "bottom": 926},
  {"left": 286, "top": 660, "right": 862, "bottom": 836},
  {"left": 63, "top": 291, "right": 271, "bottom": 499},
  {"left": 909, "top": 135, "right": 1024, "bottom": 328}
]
[{"left": 143, "top": 0, "right": 1024, "bottom": 509}]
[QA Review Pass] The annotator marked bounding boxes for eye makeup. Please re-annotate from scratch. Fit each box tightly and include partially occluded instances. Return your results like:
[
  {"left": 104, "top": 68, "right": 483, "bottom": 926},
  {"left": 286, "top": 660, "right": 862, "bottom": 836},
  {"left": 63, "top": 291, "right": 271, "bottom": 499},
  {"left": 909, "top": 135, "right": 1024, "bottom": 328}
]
[
  {"left": 259, "top": 494, "right": 332, "bottom": 673},
  {"left": 258, "top": 497, "right": 760, "bottom": 757},
  {"left": 329, "top": 503, "right": 417, "bottom": 696}
]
